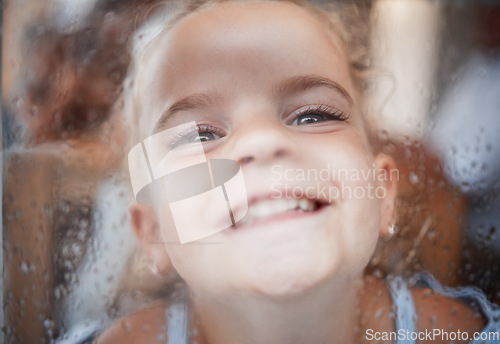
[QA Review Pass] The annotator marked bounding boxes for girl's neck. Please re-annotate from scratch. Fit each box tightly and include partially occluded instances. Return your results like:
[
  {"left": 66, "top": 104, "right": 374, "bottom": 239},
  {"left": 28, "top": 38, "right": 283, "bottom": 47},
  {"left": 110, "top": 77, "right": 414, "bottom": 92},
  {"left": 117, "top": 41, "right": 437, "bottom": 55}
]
[{"left": 190, "top": 276, "right": 363, "bottom": 344}]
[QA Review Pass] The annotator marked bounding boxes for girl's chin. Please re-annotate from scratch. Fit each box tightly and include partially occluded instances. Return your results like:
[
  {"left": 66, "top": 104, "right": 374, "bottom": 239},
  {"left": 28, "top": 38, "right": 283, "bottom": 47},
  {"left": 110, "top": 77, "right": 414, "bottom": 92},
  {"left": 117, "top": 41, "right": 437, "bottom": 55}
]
[{"left": 245, "top": 254, "right": 335, "bottom": 299}]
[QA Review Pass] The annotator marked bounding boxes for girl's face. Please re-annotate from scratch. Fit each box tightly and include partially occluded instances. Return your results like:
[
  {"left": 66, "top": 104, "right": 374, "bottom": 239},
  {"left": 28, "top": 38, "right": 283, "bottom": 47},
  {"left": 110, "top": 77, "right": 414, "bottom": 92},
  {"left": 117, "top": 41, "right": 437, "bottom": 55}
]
[{"left": 134, "top": 1, "right": 396, "bottom": 297}]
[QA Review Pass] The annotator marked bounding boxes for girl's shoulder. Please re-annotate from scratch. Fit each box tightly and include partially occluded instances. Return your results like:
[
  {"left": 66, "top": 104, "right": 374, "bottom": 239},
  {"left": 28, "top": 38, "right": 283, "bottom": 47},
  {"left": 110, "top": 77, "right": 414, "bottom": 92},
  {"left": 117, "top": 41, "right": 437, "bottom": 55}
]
[
  {"left": 362, "top": 273, "right": 498, "bottom": 344},
  {"left": 60, "top": 295, "right": 197, "bottom": 344},
  {"left": 55, "top": 300, "right": 177, "bottom": 344},
  {"left": 95, "top": 301, "right": 171, "bottom": 344},
  {"left": 409, "top": 273, "right": 500, "bottom": 343}
]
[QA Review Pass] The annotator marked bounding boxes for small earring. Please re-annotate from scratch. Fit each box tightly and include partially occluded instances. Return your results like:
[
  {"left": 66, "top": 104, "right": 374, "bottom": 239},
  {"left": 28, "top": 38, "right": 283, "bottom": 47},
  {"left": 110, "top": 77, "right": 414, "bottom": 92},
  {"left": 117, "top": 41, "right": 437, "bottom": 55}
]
[
  {"left": 388, "top": 223, "right": 395, "bottom": 236},
  {"left": 385, "top": 223, "right": 396, "bottom": 240}
]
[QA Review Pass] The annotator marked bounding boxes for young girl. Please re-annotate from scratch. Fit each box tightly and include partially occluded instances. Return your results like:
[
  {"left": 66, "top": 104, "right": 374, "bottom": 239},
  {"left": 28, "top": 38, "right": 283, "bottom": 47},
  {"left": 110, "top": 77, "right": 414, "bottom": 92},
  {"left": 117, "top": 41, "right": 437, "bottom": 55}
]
[{"left": 80, "top": 0, "right": 500, "bottom": 343}]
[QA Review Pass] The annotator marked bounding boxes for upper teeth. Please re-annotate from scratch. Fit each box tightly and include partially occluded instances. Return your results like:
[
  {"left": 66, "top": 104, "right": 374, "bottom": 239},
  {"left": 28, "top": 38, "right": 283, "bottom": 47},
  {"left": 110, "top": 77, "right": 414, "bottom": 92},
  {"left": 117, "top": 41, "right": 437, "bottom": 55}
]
[{"left": 246, "top": 198, "right": 317, "bottom": 221}]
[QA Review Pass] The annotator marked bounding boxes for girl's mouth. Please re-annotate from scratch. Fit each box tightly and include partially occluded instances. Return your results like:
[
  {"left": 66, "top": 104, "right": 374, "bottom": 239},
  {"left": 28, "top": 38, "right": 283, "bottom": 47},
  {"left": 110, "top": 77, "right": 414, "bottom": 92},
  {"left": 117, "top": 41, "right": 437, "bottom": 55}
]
[{"left": 229, "top": 197, "right": 329, "bottom": 230}]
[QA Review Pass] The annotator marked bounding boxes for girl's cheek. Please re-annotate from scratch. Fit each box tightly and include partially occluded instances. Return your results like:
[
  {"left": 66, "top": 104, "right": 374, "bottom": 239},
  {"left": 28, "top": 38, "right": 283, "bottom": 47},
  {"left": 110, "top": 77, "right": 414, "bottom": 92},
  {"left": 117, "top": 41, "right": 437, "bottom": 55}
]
[{"left": 158, "top": 206, "right": 181, "bottom": 243}]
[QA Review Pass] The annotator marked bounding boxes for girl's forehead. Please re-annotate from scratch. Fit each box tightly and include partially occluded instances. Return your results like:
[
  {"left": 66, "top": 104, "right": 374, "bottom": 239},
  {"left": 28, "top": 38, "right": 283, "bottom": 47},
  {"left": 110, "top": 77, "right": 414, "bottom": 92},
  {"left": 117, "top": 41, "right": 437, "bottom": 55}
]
[
  {"left": 144, "top": 1, "right": 348, "bottom": 75},
  {"left": 175, "top": 1, "right": 323, "bottom": 30},
  {"left": 135, "top": 1, "right": 356, "bottom": 134},
  {"left": 174, "top": 1, "right": 322, "bottom": 29}
]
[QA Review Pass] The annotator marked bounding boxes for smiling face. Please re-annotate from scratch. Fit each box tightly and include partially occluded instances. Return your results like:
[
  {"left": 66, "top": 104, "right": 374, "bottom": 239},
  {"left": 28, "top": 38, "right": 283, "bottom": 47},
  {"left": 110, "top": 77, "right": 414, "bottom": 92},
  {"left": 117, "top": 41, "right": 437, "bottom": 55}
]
[{"left": 132, "top": 1, "right": 396, "bottom": 298}]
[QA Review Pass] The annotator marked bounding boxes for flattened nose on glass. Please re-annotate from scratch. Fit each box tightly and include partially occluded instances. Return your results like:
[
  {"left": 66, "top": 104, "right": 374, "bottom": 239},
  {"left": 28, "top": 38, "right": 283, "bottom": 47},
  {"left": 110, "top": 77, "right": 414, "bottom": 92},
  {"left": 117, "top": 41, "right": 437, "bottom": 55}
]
[{"left": 229, "top": 122, "right": 291, "bottom": 166}]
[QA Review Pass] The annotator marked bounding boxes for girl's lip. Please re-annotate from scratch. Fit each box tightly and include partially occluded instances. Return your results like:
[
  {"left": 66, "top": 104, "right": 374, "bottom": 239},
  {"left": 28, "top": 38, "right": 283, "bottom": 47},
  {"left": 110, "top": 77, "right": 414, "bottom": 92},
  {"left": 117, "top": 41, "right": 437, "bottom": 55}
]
[{"left": 227, "top": 201, "right": 330, "bottom": 232}]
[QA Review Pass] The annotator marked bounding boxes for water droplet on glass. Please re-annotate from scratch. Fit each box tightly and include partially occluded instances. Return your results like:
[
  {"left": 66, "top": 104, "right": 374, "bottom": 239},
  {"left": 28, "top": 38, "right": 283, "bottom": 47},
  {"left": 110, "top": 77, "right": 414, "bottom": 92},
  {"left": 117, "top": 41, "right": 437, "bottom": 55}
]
[
  {"left": 449, "top": 146, "right": 457, "bottom": 156},
  {"left": 78, "top": 229, "right": 87, "bottom": 241},
  {"left": 43, "top": 204, "right": 51, "bottom": 216},
  {"left": 19, "top": 262, "right": 29, "bottom": 274},
  {"left": 427, "top": 227, "right": 436, "bottom": 239},
  {"left": 486, "top": 227, "right": 496, "bottom": 243},
  {"left": 460, "top": 182, "right": 471, "bottom": 193},
  {"left": 43, "top": 319, "right": 55, "bottom": 329},
  {"left": 378, "top": 129, "right": 389, "bottom": 141},
  {"left": 30, "top": 106, "right": 39, "bottom": 117},
  {"left": 121, "top": 320, "right": 132, "bottom": 332},
  {"left": 371, "top": 269, "right": 383, "bottom": 279},
  {"left": 79, "top": 218, "right": 89, "bottom": 230},
  {"left": 409, "top": 172, "right": 418, "bottom": 184},
  {"left": 72, "top": 243, "right": 83, "bottom": 257}
]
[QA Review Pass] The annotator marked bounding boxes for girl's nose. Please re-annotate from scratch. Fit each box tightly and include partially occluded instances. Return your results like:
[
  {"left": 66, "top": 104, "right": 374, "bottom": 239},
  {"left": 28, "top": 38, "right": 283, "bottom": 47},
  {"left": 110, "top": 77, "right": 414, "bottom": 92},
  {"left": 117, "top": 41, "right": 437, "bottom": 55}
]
[{"left": 225, "top": 120, "right": 293, "bottom": 166}]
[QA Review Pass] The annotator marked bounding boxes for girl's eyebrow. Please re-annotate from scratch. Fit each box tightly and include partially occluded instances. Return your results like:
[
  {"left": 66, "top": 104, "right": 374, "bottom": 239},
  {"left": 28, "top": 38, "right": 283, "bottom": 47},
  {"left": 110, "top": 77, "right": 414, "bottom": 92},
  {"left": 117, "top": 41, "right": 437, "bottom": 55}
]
[
  {"left": 273, "top": 75, "right": 354, "bottom": 106},
  {"left": 153, "top": 75, "right": 353, "bottom": 133},
  {"left": 153, "top": 91, "right": 225, "bottom": 133}
]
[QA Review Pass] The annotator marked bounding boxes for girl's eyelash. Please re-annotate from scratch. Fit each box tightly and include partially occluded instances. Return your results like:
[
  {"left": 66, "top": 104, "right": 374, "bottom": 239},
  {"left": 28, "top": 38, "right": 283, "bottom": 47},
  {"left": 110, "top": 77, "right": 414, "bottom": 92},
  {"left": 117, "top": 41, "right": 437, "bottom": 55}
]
[
  {"left": 290, "top": 105, "right": 350, "bottom": 123},
  {"left": 165, "top": 106, "right": 346, "bottom": 149},
  {"left": 167, "top": 124, "right": 224, "bottom": 149}
]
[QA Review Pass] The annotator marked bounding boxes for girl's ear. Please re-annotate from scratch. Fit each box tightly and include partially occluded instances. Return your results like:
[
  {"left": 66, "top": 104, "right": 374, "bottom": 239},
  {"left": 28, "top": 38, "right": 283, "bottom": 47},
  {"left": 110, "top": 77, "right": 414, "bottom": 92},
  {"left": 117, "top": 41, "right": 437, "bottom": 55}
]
[
  {"left": 373, "top": 153, "right": 398, "bottom": 239},
  {"left": 130, "top": 204, "right": 171, "bottom": 275}
]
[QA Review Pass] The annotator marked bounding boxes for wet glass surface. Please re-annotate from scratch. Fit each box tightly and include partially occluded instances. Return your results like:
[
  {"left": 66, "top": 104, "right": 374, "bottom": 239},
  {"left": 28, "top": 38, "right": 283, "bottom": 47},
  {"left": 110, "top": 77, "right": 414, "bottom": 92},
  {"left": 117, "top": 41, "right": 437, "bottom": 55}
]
[{"left": 2, "top": 1, "right": 499, "bottom": 343}]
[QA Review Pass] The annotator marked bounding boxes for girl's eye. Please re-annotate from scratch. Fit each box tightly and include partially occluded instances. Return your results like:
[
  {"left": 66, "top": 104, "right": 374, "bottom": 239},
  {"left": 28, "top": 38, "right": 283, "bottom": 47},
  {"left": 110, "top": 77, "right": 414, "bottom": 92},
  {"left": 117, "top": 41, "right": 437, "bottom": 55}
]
[
  {"left": 295, "top": 113, "right": 327, "bottom": 125},
  {"left": 168, "top": 124, "right": 224, "bottom": 149},
  {"left": 191, "top": 131, "right": 219, "bottom": 143},
  {"left": 290, "top": 106, "right": 349, "bottom": 126}
]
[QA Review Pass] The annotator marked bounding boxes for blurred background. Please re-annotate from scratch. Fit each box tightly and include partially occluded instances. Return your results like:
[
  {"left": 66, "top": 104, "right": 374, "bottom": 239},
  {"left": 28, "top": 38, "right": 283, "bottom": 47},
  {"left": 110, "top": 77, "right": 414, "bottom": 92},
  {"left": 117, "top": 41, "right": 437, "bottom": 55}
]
[{"left": 2, "top": 0, "right": 500, "bottom": 343}]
